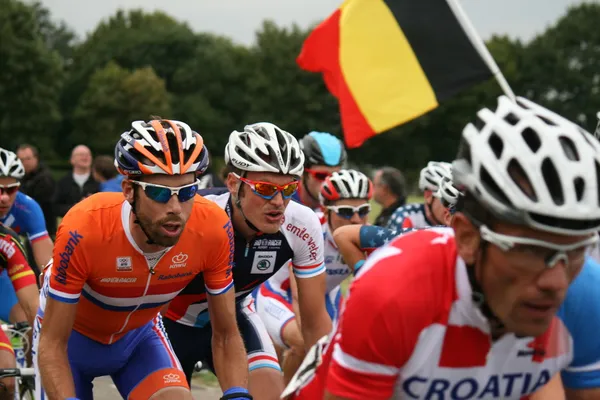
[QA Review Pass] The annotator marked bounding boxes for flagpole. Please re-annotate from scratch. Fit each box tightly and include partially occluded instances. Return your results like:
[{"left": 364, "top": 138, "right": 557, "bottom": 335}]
[{"left": 445, "top": 0, "right": 516, "bottom": 101}]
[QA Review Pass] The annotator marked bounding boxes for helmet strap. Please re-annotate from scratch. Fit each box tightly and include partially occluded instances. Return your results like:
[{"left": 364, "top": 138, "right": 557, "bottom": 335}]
[
  {"left": 233, "top": 172, "right": 262, "bottom": 234},
  {"left": 466, "top": 244, "right": 505, "bottom": 338},
  {"left": 131, "top": 187, "right": 156, "bottom": 245}
]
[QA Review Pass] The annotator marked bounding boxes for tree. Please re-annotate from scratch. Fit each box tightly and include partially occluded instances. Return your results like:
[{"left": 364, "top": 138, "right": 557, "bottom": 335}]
[
  {"left": 71, "top": 61, "right": 171, "bottom": 154},
  {"left": 31, "top": 1, "right": 78, "bottom": 65},
  {"left": 0, "top": 0, "right": 64, "bottom": 153}
]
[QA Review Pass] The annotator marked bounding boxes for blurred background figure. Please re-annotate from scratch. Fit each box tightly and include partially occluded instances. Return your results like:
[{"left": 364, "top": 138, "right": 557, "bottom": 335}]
[
  {"left": 92, "top": 155, "right": 124, "bottom": 192},
  {"left": 16, "top": 144, "right": 57, "bottom": 236},
  {"left": 197, "top": 148, "right": 224, "bottom": 189},
  {"left": 53, "top": 144, "right": 100, "bottom": 217},
  {"left": 372, "top": 167, "right": 406, "bottom": 227}
]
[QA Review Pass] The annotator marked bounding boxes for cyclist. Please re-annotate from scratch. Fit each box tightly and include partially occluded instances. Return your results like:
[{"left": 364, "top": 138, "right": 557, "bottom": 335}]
[
  {"left": 333, "top": 176, "right": 461, "bottom": 273},
  {"left": 0, "top": 148, "right": 53, "bottom": 271},
  {"left": 283, "top": 96, "right": 600, "bottom": 399},
  {"left": 386, "top": 160, "right": 452, "bottom": 231},
  {"left": 294, "top": 132, "right": 347, "bottom": 210},
  {"left": 163, "top": 122, "right": 332, "bottom": 400},
  {"left": 253, "top": 169, "right": 372, "bottom": 384},
  {"left": 0, "top": 223, "right": 38, "bottom": 400},
  {"left": 34, "top": 119, "right": 250, "bottom": 400}
]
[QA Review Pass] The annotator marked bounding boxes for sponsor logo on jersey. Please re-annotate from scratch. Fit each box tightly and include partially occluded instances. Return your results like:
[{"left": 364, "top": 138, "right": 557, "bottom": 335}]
[
  {"left": 8, "top": 264, "right": 25, "bottom": 275},
  {"left": 100, "top": 277, "right": 137, "bottom": 283},
  {"left": 157, "top": 271, "right": 193, "bottom": 281},
  {"left": 163, "top": 372, "right": 182, "bottom": 384},
  {"left": 286, "top": 224, "right": 319, "bottom": 261},
  {"left": 0, "top": 237, "right": 16, "bottom": 260},
  {"left": 224, "top": 220, "right": 234, "bottom": 278},
  {"left": 116, "top": 256, "right": 132, "bottom": 272},
  {"left": 402, "top": 369, "right": 551, "bottom": 399},
  {"left": 55, "top": 230, "right": 84, "bottom": 285},
  {"left": 170, "top": 252, "right": 188, "bottom": 269},
  {"left": 251, "top": 251, "right": 276, "bottom": 274},
  {"left": 253, "top": 239, "right": 283, "bottom": 249}
]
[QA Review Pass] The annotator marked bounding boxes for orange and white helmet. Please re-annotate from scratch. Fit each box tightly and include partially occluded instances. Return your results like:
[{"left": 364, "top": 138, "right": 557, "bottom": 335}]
[{"left": 115, "top": 119, "right": 209, "bottom": 176}]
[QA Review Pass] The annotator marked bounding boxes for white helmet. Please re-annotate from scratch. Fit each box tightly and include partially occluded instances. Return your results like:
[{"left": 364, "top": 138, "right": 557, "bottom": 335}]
[
  {"left": 319, "top": 169, "right": 373, "bottom": 204},
  {"left": 418, "top": 161, "right": 452, "bottom": 192},
  {"left": 435, "top": 176, "right": 461, "bottom": 208},
  {"left": 0, "top": 148, "right": 25, "bottom": 179},
  {"left": 225, "top": 122, "right": 304, "bottom": 177},
  {"left": 453, "top": 95, "right": 600, "bottom": 235}
]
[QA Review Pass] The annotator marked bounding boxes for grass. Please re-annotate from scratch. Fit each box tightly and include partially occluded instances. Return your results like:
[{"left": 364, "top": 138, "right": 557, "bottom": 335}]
[{"left": 192, "top": 369, "right": 220, "bottom": 387}]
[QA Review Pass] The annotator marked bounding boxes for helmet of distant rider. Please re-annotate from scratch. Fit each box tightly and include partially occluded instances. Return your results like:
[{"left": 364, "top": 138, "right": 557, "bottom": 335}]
[
  {"left": 435, "top": 176, "right": 462, "bottom": 211},
  {"left": 319, "top": 169, "right": 373, "bottom": 205},
  {"left": 452, "top": 95, "right": 600, "bottom": 235},
  {"left": 418, "top": 161, "right": 452, "bottom": 192},
  {"left": 0, "top": 148, "right": 25, "bottom": 180},
  {"left": 224, "top": 122, "right": 304, "bottom": 178},
  {"left": 114, "top": 119, "right": 209, "bottom": 176},
  {"left": 300, "top": 131, "right": 347, "bottom": 168}
]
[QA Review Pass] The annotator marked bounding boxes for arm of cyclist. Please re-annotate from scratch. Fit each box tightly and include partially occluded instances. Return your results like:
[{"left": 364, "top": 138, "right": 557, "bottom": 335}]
[
  {"left": 205, "top": 219, "right": 249, "bottom": 395},
  {"left": 38, "top": 212, "right": 90, "bottom": 399},
  {"left": 332, "top": 224, "right": 365, "bottom": 271},
  {"left": 31, "top": 236, "right": 54, "bottom": 272},
  {"left": 559, "top": 258, "right": 600, "bottom": 400},
  {"left": 292, "top": 212, "right": 331, "bottom": 350},
  {"left": 530, "top": 373, "right": 565, "bottom": 400},
  {"left": 1, "top": 229, "right": 38, "bottom": 326},
  {"left": 289, "top": 263, "right": 302, "bottom": 328}
]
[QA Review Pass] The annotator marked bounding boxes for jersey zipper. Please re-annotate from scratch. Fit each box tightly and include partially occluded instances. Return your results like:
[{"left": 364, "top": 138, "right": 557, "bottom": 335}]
[{"left": 245, "top": 241, "right": 250, "bottom": 257}]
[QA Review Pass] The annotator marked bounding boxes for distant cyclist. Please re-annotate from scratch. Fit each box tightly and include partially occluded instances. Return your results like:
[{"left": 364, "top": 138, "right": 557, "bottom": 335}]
[
  {"left": 386, "top": 160, "right": 452, "bottom": 231},
  {"left": 333, "top": 176, "right": 462, "bottom": 273},
  {"left": 254, "top": 169, "right": 372, "bottom": 384},
  {"left": 35, "top": 119, "right": 250, "bottom": 400},
  {"left": 284, "top": 95, "right": 600, "bottom": 399},
  {"left": 294, "top": 132, "right": 347, "bottom": 210},
  {"left": 0, "top": 223, "right": 38, "bottom": 400},
  {"left": 0, "top": 147, "right": 52, "bottom": 323},
  {"left": 163, "top": 122, "right": 332, "bottom": 400}
]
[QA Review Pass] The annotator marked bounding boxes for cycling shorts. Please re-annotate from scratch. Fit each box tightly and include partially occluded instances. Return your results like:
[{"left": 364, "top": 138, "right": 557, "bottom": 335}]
[
  {"left": 163, "top": 295, "right": 280, "bottom": 384},
  {"left": 33, "top": 313, "right": 187, "bottom": 400},
  {"left": 0, "top": 270, "right": 18, "bottom": 322},
  {"left": 254, "top": 281, "right": 342, "bottom": 349}
]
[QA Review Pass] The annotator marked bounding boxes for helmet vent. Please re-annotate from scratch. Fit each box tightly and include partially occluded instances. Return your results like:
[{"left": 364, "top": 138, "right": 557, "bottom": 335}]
[
  {"left": 521, "top": 127, "right": 541, "bottom": 153},
  {"left": 541, "top": 158, "right": 563, "bottom": 205},
  {"left": 507, "top": 159, "right": 537, "bottom": 202}
]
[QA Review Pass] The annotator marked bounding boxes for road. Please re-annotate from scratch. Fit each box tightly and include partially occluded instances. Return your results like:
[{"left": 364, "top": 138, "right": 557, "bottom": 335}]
[{"left": 91, "top": 375, "right": 221, "bottom": 400}]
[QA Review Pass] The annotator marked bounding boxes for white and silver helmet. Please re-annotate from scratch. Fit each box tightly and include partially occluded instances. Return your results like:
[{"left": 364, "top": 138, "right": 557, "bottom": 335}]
[
  {"left": 319, "top": 169, "right": 373, "bottom": 204},
  {"left": 0, "top": 148, "right": 25, "bottom": 179},
  {"left": 418, "top": 161, "right": 452, "bottom": 192},
  {"left": 453, "top": 95, "right": 600, "bottom": 235},
  {"left": 435, "top": 176, "right": 462, "bottom": 209},
  {"left": 225, "top": 122, "right": 304, "bottom": 177}
]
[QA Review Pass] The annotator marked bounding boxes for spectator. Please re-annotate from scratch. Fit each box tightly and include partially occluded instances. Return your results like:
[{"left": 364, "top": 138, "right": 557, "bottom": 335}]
[
  {"left": 53, "top": 144, "right": 100, "bottom": 217},
  {"left": 92, "top": 155, "right": 124, "bottom": 192},
  {"left": 372, "top": 167, "right": 407, "bottom": 227},
  {"left": 16, "top": 144, "right": 57, "bottom": 236}
]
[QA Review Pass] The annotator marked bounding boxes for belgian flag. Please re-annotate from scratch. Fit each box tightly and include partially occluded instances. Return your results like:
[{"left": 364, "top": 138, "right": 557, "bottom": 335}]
[{"left": 297, "top": 0, "right": 495, "bottom": 148}]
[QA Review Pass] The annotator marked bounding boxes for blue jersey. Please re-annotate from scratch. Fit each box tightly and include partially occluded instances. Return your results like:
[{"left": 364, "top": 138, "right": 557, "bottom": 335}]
[{"left": 1, "top": 191, "right": 48, "bottom": 243}]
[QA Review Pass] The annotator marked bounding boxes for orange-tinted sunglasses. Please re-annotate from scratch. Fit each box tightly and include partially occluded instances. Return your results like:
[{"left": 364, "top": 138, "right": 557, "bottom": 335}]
[{"left": 233, "top": 173, "right": 299, "bottom": 200}]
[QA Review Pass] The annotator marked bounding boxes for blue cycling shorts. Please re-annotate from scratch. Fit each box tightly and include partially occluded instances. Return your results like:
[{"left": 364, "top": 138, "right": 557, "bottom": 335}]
[{"left": 34, "top": 313, "right": 188, "bottom": 400}]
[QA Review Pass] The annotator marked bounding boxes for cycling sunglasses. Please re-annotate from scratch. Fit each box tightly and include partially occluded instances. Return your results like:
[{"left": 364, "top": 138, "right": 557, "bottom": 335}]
[
  {"left": 327, "top": 204, "right": 371, "bottom": 219},
  {"left": 232, "top": 173, "right": 299, "bottom": 200},
  {"left": 305, "top": 168, "right": 332, "bottom": 182},
  {"left": 130, "top": 180, "right": 199, "bottom": 203},
  {"left": 0, "top": 182, "right": 20, "bottom": 196}
]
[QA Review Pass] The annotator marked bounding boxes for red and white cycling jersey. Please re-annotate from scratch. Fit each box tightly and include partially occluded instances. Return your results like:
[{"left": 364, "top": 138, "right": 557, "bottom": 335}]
[{"left": 285, "top": 228, "right": 590, "bottom": 400}]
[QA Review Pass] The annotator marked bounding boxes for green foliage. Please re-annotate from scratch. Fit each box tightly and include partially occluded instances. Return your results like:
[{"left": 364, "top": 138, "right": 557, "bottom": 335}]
[
  {"left": 2, "top": 1, "right": 600, "bottom": 177},
  {"left": 72, "top": 61, "right": 171, "bottom": 154},
  {"left": 0, "top": 0, "right": 64, "bottom": 154}
]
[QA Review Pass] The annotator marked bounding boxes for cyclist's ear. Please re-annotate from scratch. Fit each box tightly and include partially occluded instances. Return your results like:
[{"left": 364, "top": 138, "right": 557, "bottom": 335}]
[
  {"left": 122, "top": 179, "right": 135, "bottom": 204},
  {"left": 452, "top": 213, "right": 480, "bottom": 264}
]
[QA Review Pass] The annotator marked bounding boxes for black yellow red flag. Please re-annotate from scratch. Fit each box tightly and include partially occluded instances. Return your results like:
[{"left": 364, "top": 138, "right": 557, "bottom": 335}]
[{"left": 297, "top": 0, "right": 495, "bottom": 148}]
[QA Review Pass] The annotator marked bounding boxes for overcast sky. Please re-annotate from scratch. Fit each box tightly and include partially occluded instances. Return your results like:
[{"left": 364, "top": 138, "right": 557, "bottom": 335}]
[{"left": 38, "top": 0, "right": 589, "bottom": 45}]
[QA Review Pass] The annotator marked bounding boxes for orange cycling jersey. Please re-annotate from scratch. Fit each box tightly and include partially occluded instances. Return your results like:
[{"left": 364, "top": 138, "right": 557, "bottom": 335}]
[{"left": 41, "top": 192, "right": 234, "bottom": 344}]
